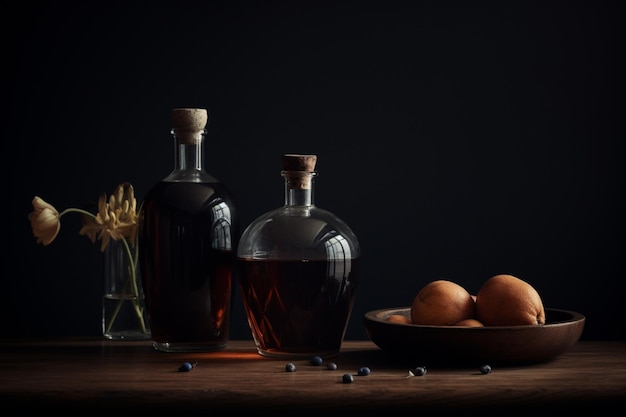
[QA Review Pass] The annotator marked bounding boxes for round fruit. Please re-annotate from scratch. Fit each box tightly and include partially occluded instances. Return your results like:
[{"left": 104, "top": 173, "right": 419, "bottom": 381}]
[
  {"left": 454, "top": 318, "right": 484, "bottom": 327},
  {"left": 475, "top": 274, "right": 545, "bottom": 326},
  {"left": 386, "top": 314, "right": 412, "bottom": 324},
  {"left": 411, "top": 280, "right": 476, "bottom": 326},
  {"left": 480, "top": 364, "right": 492, "bottom": 374}
]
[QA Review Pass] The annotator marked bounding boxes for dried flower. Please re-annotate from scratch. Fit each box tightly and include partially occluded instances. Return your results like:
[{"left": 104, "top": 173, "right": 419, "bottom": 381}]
[
  {"left": 28, "top": 197, "right": 62, "bottom": 246},
  {"left": 29, "top": 183, "right": 138, "bottom": 252},
  {"left": 28, "top": 182, "right": 147, "bottom": 335},
  {"left": 78, "top": 182, "right": 139, "bottom": 251}
]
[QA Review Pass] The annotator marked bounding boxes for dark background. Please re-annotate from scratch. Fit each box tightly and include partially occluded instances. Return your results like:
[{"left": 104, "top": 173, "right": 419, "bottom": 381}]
[{"left": 3, "top": 1, "right": 624, "bottom": 341}]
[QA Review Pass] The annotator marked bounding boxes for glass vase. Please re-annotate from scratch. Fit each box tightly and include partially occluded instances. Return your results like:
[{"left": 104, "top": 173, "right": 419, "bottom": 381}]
[{"left": 102, "top": 238, "right": 151, "bottom": 340}]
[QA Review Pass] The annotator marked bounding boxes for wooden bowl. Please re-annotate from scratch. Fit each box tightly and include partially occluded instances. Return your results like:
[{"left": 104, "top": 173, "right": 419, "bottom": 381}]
[{"left": 363, "top": 307, "right": 585, "bottom": 366}]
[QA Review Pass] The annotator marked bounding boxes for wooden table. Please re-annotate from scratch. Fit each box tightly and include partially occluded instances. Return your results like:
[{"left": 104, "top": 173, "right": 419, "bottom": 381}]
[{"left": 1, "top": 338, "right": 624, "bottom": 416}]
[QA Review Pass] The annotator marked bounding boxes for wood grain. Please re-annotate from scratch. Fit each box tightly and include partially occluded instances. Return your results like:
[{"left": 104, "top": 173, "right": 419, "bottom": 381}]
[{"left": 1, "top": 339, "right": 624, "bottom": 416}]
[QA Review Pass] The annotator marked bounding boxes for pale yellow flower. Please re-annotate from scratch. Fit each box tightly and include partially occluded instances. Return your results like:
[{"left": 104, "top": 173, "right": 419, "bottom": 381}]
[
  {"left": 28, "top": 196, "right": 61, "bottom": 246},
  {"left": 79, "top": 182, "right": 138, "bottom": 251},
  {"left": 29, "top": 182, "right": 139, "bottom": 252}
]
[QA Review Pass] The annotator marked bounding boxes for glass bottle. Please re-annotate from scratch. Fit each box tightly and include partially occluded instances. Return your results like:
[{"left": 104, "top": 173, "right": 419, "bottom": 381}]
[
  {"left": 237, "top": 154, "right": 360, "bottom": 358},
  {"left": 139, "top": 108, "right": 238, "bottom": 352}
]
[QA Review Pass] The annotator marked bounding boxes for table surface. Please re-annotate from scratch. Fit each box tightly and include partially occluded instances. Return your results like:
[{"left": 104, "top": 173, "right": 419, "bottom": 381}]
[{"left": 1, "top": 338, "right": 625, "bottom": 416}]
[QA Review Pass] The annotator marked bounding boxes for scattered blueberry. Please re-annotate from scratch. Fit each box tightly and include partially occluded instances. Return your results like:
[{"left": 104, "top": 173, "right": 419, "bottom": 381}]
[
  {"left": 311, "top": 356, "right": 323, "bottom": 366},
  {"left": 342, "top": 373, "right": 354, "bottom": 383},
  {"left": 326, "top": 362, "right": 338, "bottom": 370},
  {"left": 178, "top": 361, "right": 197, "bottom": 372},
  {"left": 480, "top": 364, "right": 492, "bottom": 374},
  {"left": 413, "top": 366, "right": 427, "bottom": 376},
  {"left": 285, "top": 363, "right": 297, "bottom": 372},
  {"left": 357, "top": 366, "right": 371, "bottom": 376}
]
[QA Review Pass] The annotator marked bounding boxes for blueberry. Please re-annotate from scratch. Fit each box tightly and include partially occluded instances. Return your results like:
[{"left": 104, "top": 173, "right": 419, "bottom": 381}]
[
  {"left": 411, "top": 366, "right": 427, "bottom": 376},
  {"left": 178, "top": 361, "right": 196, "bottom": 372},
  {"left": 311, "top": 356, "right": 323, "bottom": 366},
  {"left": 327, "top": 362, "right": 338, "bottom": 370},
  {"left": 342, "top": 373, "right": 354, "bottom": 383},
  {"left": 285, "top": 363, "right": 296, "bottom": 372},
  {"left": 480, "top": 364, "right": 492, "bottom": 374},
  {"left": 357, "top": 366, "right": 371, "bottom": 376}
]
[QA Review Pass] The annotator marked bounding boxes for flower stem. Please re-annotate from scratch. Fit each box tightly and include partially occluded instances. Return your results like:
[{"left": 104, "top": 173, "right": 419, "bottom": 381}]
[
  {"left": 104, "top": 238, "right": 148, "bottom": 335},
  {"left": 59, "top": 208, "right": 97, "bottom": 218}
]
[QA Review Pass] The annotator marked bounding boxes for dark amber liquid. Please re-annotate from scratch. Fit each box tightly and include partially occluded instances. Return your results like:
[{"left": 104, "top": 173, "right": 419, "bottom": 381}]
[
  {"left": 139, "top": 181, "right": 237, "bottom": 350},
  {"left": 237, "top": 257, "right": 360, "bottom": 357}
]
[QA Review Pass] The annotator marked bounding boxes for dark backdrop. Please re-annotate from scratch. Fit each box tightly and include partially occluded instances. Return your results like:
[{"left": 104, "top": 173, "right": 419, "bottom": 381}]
[{"left": 4, "top": 1, "right": 624, "bottom": 341}]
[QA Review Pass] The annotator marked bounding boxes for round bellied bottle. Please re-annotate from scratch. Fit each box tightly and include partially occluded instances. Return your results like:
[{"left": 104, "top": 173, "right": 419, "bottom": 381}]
[
  {"left": 139, "top": 108, "right": 238, "bottom": 352},
  {"left": 237, "top": 154, "right": 360, "bottom": 358}
]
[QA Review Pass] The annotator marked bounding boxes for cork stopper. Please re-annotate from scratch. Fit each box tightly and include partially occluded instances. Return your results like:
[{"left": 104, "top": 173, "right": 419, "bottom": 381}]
[
  {"left": 282, "top": 154, "right": 317, "bottom": 190},
  {"left": 171, "top": 108, "right": 208, "bottom": 144},
  {"left": 282, "top": 154, "right": 317, "bottom": 172}
]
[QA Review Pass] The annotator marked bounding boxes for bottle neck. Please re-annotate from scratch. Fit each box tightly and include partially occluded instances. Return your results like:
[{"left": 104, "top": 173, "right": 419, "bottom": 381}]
[
  {"left": 165, "top": 128, "right": 212, "bottom": 182},
  {"left": 283, "top": 171, "right": 316, "bottom": 206},
  {"left": 174, "top": 138, "right": 204, "bottom": 172}
]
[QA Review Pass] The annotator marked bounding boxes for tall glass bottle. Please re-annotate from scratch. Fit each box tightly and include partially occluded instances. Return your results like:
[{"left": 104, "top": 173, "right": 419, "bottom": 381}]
[
  {"left": 139, "top": 108, "right": 238, "bottom": 352},
  {"left": 237, "top": 154, "right": 360, "bottom": 358}
]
